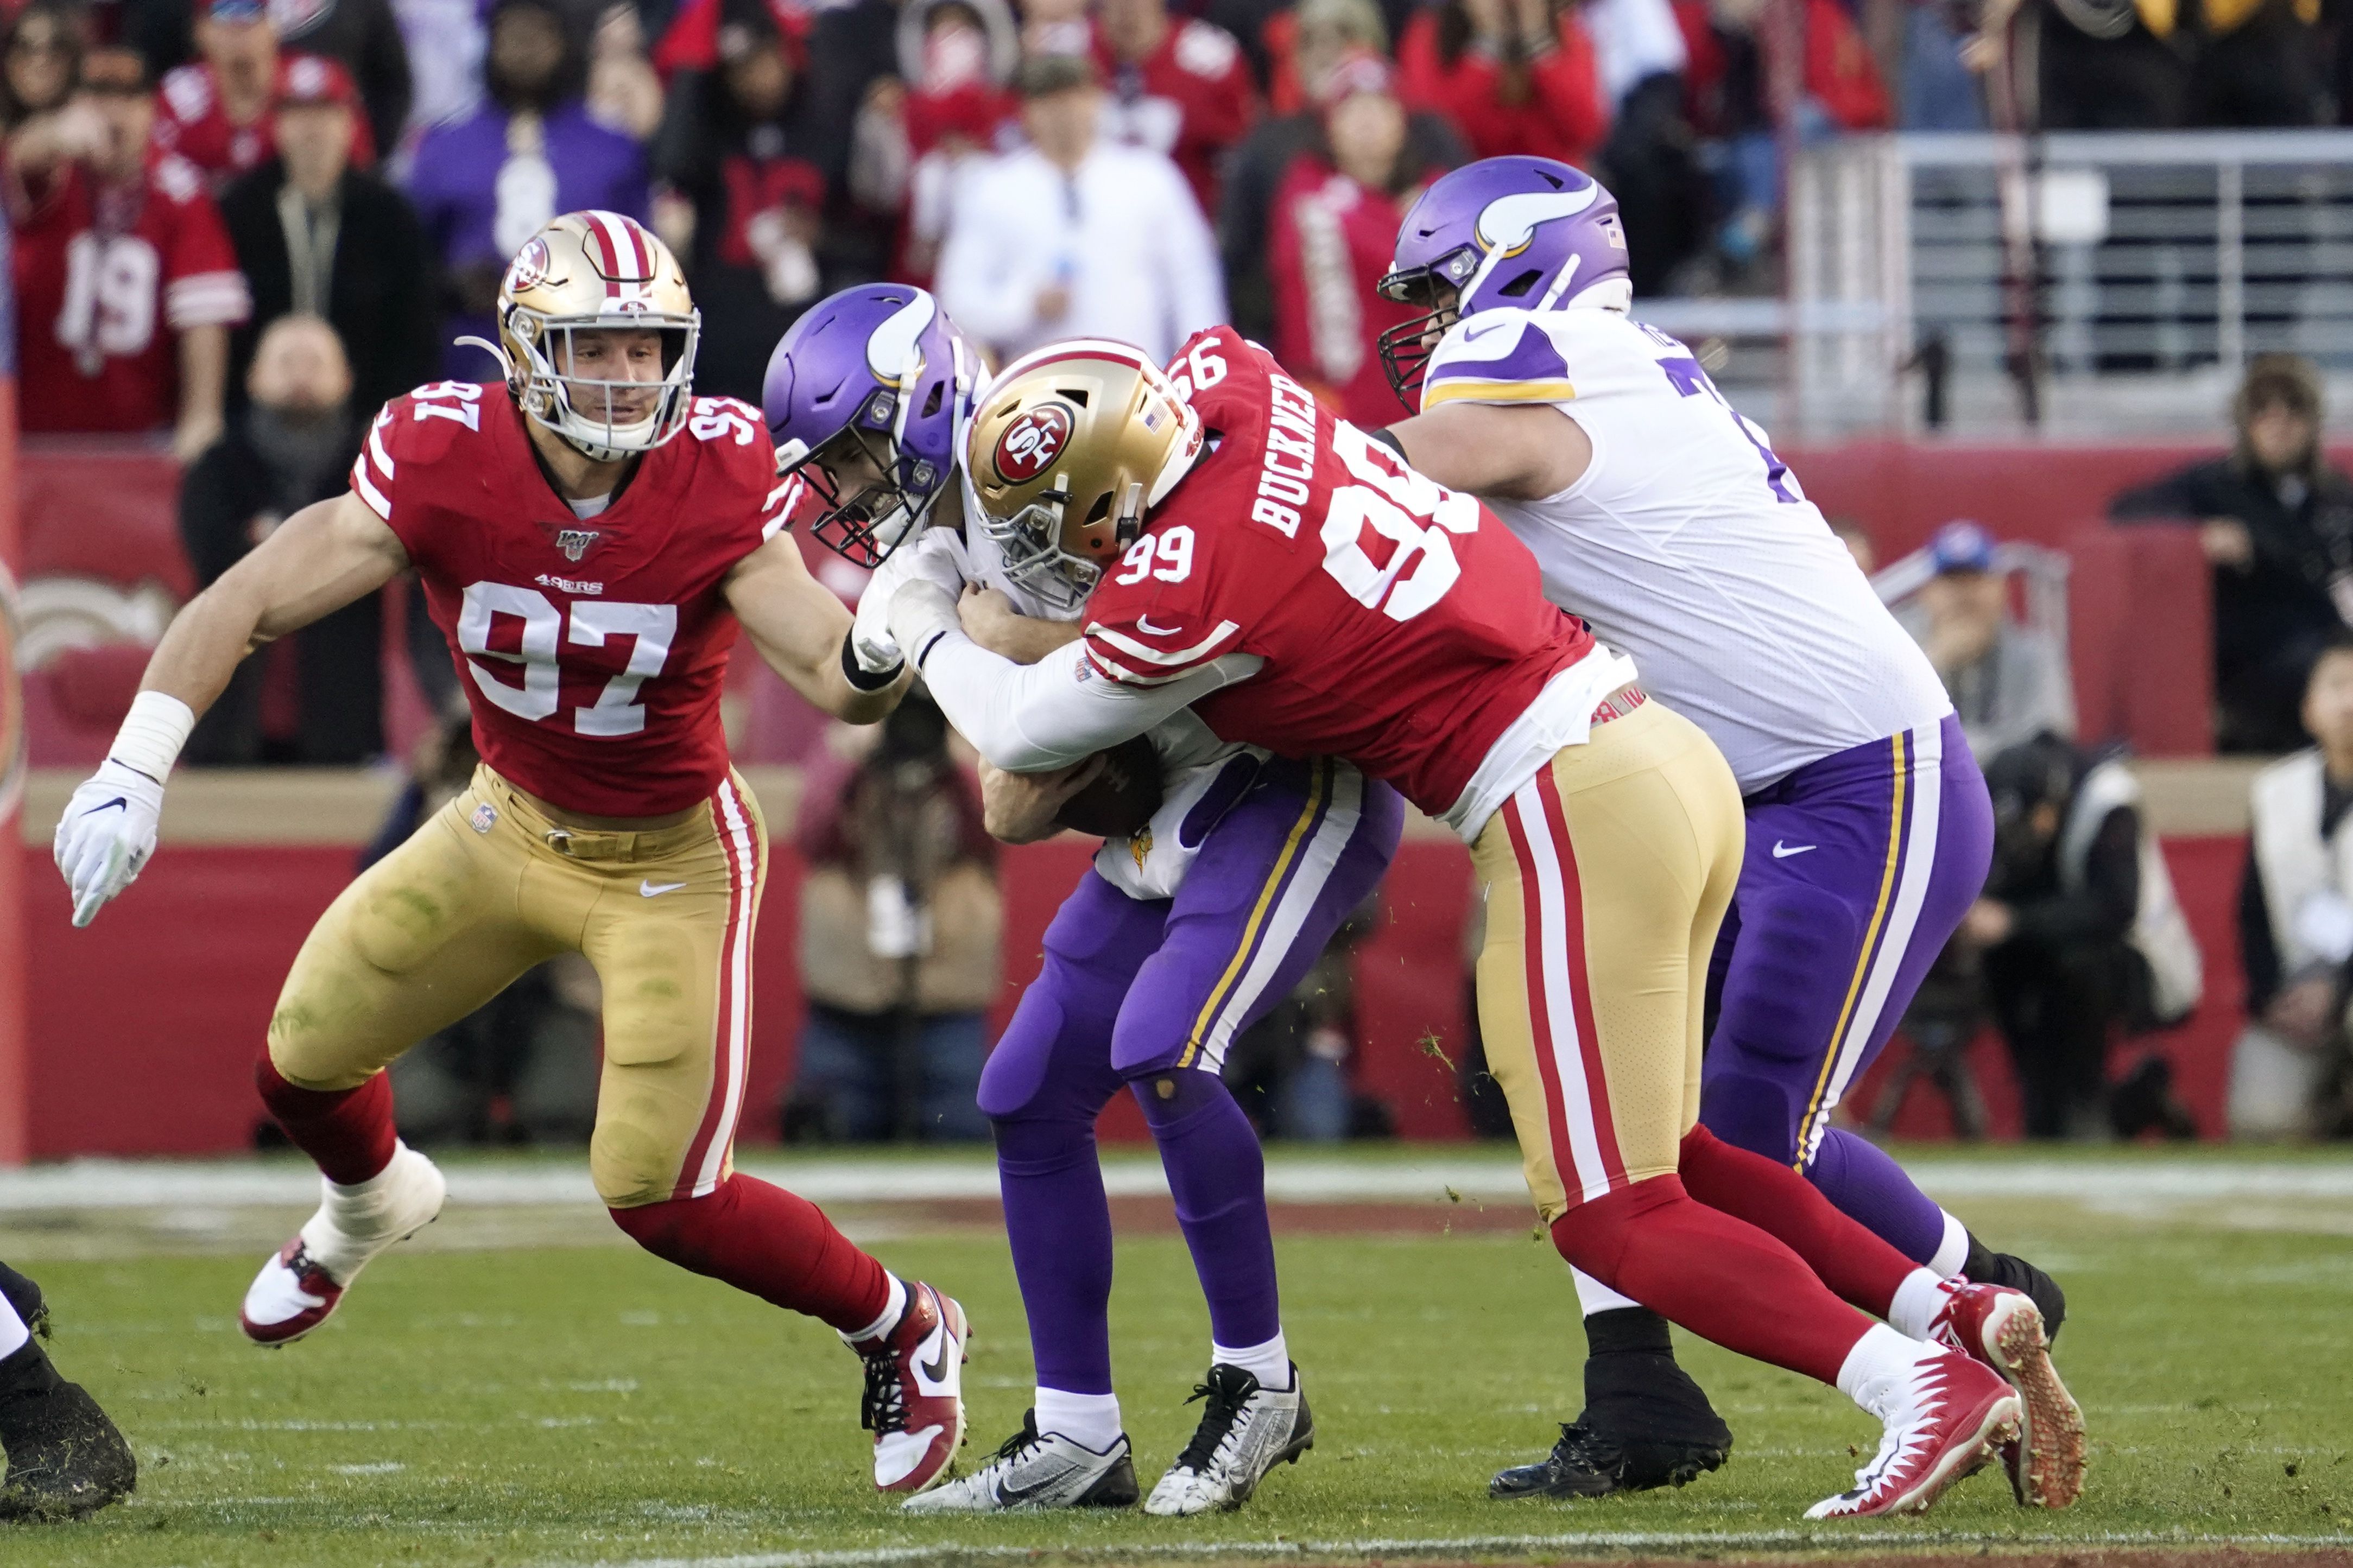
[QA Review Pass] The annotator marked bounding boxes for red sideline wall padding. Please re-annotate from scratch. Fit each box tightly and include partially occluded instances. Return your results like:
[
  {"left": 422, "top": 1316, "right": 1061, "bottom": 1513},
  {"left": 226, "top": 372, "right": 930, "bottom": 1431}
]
[{"left": 24, "top": 833, "right": 2243, "bottom": 1156}]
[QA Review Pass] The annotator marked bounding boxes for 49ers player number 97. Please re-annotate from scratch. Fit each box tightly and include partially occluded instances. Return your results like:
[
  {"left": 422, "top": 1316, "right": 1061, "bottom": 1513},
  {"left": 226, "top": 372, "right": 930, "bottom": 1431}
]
[{"left": 50, "top": 210, "right": 971, "bottom": 1499}]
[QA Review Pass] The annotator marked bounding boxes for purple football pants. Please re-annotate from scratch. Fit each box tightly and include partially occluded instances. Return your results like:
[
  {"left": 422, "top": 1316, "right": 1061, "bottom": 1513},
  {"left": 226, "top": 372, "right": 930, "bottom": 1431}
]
[
  {"left": 978, "top": 757, "right": 1403, "bottom": 1397},
  {"left": 1699, "top": 714, "right": 1993, "bottom": 1265}
]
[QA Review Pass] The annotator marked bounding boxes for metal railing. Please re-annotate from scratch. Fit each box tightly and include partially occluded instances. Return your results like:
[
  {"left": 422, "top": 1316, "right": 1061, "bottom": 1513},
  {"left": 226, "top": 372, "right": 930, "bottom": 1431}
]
[{"left": 1777, "top": 130, "right": 2353, "bottom": 437}]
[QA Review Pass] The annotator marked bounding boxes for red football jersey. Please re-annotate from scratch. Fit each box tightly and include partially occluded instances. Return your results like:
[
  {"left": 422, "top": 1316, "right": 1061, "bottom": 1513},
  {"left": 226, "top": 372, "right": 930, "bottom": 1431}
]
[
  {"left": 1095, "top": 17, "right": 1254, "bottom": 218},
  {"left": 10, "top": 153, "right": 251, "bottom": 435},
  {"left": 153, "top": 59, "right": 378, "bottom": 188},
  {"left": 1078, "top": 328, "right": 1597, "bottom": 819},
  {"left": 351, "top": 384, "right": 796, "bottom": 816}
]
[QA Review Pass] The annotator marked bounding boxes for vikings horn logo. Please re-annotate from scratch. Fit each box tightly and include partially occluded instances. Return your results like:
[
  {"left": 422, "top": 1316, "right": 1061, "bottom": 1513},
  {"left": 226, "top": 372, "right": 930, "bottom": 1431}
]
[
  {"left": 556, "top": 529, "right": 600, "bottom": 562},
  {"left": 992, "top": 403, "right": 1074, "bottom": 484}
]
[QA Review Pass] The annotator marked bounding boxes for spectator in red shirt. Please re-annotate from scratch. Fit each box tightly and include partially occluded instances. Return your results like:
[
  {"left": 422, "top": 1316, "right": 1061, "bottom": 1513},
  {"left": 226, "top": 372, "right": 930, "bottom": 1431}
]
[
  {"left": 7, "top": 45, "right": 251, "bottom": 456},
  {"left": 1093, "top": 0, "right": 1255, "bottom": 216},
  {"left": 1268, "top": 50, "right": 1442, "bottom": 425},
  {"left": 154, "top": 0, "right": 377, "bottom": 192},
  {"left": 1397, "top": 0, "right": 1609, "bottom": 167}
]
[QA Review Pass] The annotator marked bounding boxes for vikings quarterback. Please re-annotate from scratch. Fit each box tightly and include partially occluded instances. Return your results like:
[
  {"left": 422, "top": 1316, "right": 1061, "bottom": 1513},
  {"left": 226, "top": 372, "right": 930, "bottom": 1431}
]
[
  {"left": 1373, "top": 156, "right": 2074, "bottom": 1500},
  {"left": 765, "top": 285, "right": 1401, "bottom": 1514},
  {"left": 882, "top": 326, "right": 2083, "bottom": 1520},
  {"left": 50, "top": 213, "right": 973, "bottom": 1497}
]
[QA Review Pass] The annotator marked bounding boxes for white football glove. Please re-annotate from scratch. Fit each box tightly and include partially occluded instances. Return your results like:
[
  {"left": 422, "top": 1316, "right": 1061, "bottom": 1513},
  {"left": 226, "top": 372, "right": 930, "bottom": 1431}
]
[
  {"left": 888, "top": 579, "right": 964, "bottom": 666},
  {"left": 851, "top": 530, "right": 966, "bottom": 675},
  {"left": 53, "top": 759, "right": 167, "bottom": 928}
]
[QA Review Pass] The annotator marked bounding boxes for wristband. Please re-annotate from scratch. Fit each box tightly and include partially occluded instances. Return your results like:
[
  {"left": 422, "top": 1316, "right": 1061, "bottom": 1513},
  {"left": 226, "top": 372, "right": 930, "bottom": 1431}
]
[
  {"left": 840, "top": 632, "right": 903, "bottom": 693},
  {"left": 109, "top": 691, "right": 196, "bottom": 783}
]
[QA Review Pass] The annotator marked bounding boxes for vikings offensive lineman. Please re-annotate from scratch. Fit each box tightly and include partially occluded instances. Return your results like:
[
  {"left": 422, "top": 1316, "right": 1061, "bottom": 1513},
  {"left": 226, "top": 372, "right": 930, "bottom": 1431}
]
[
  {"left": 882, "top": 327, "right": 2082, "bottom": 1520},
  {"left": 1372, "top": 158, "right": 2073, "bottom": 1500},
  {"left": 50, "top": 214, "right": 975, "bottom": 1497},
  {"left": 764, "top": 285, "right": 1401, "bottom": 1514}
]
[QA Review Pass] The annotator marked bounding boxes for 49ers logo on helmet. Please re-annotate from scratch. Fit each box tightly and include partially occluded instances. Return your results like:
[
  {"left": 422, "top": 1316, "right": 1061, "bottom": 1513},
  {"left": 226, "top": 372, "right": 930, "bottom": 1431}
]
[
  {"left": 993, "top": 404, "right": 1073, "bottom": 484},
  {"left": 508, "top": 237, "right": 552, "bottom": 293}
]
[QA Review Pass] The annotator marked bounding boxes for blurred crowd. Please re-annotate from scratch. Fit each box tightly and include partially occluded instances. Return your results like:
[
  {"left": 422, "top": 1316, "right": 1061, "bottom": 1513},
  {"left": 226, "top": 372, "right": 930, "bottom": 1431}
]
[{"left": 14, "top": 0, "right": 2353, "bottom": 477}]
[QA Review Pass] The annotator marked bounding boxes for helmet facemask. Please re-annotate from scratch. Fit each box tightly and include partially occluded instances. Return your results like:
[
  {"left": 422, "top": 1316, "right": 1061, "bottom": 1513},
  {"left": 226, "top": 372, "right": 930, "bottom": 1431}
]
[
  {"left": 508, "top": 309, "right": 700, "bottom": 463},
  {"left": 1374, "top": 246, "right": 1477, "bottom": 407},
  {"left": 983, "top": 477, "right": 1144, "bottom": 617},
  {"left": 775, "top": 380, "right": 955, "bottom": 570}
]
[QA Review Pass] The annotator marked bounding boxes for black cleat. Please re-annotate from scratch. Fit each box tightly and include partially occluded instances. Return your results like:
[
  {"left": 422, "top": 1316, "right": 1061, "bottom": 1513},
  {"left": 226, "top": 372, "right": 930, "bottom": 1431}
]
[
  {"left": 1964, "top": 1236, "right": 2067, "bottom": 1342},
  {"left": 1, "top": 1376, "right": 138, "bottom": 1522},
  {"left": 1492, "top": 1310, "right": 1733, "bottom": 1499}
]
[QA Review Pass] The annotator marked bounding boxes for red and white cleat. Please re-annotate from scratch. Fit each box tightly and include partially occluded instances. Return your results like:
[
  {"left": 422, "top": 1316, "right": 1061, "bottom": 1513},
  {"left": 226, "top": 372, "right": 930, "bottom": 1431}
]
[
  {"left": 1933, "top": 1281, "right": 2086, "bottom": 1508},
  {"left": 1807, "top": 1345, "right": 2019, "bottom": 1519},
  {"left": 239, "top": 1145, "right": 446, "bottom": 1346},
  {"left": 855, "top": 1281, "right": 969, "bottom": 1495}
]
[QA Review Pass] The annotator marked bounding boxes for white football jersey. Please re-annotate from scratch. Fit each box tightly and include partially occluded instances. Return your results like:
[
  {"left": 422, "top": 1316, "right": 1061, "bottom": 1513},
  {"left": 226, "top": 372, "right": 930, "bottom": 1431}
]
[
  {"left": 926, "top": 505, "right": 1264, "bottom": 901},
  {"left": 1421, "top": 307, "right": 1952, "bottom": 793}
]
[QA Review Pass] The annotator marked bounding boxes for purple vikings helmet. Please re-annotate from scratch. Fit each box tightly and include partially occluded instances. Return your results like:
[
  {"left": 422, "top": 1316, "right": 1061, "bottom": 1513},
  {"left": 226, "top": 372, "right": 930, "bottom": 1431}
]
[
  {"left": 762, "top": 284, "right": 979, "bottom": 567},
  {"left": 1376, "top": 157, "right": 1631, "bottom": 405}
]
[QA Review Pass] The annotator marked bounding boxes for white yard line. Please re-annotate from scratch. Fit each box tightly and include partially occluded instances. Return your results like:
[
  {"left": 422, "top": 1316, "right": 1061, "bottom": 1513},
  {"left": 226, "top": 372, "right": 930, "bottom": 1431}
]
[
  {"left": 3, "top": 1154, "right": 2351, "bottom": 1212},
  {"left": 568, "top": 1529, "right": 2353, "bottom": 1568}
]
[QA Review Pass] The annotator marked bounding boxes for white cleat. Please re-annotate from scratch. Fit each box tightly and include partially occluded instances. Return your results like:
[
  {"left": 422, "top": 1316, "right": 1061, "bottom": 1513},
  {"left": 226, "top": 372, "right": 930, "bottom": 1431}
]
[
  {"left": 900, "top": 1410, "right": 1138, "bottom": 1512},
  {"left": 239, "top": 1144, "right": 446, "bottom": 1346},
  {"left": 1806, "top": 1344, "right": 2018, "bottom": 1519},
  {"left": 1144, "top": 1362, "right": 1314, "bottom": 1516}
]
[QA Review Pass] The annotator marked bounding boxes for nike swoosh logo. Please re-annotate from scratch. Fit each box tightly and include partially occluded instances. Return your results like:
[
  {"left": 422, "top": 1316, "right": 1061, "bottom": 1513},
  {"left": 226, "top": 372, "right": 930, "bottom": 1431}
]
[
  {"left": 917, "top": 1328, "right": 953, "bottom": 1388},
  {"left": 640, "top": 880, "right": 688, "bottom": 897},
  {"left": 1135, "top": 616, "right": 1184, "bottom": 637},
  {"left": 1772, "top": 841, "right": 1818, "bottom": 859},
  {"left": 87, "top": 798, "right": 128, "bottom": 816},
  {"left": 996, "top": 1458, "right": 1082, "bottom": 1504}
]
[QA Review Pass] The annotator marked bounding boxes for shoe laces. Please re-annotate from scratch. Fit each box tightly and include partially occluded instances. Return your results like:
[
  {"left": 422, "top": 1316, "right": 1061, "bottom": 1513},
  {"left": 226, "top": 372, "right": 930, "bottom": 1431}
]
[
  {"left": 858, "top": 1343, "right": 905, "bottom": 1436},
  {"left": 1173, "top": 1366, "right": 1256, "bottom": 1474},
  {"left": 977, "top": 1412, "right": 1049, "bottom": 1479}
]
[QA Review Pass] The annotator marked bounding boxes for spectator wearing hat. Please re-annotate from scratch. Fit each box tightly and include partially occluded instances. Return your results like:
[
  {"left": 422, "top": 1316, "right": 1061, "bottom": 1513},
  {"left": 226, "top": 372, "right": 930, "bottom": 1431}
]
[
  {"left": 934, "top": 52, "right": 1222, "bottom": 364},
  {"left": 649, "top": 0, "right": 836, "bottom": 402},
  {"left": 1900, "top": 520, "right": 2076, "bottom": 761},
  {"left": 1396, "top": 0, "right": 1609, "bottom": 168},
  {"left": 848, "top": 0, "right": 1019, "bottom": 285},
  {"left": 1218, "top": 0, "right": 1465, "bottom": 344},
  {"left": 1091, "top": 0, "right": 1255, "bottom": 218},
  {"left": 1266, "top": 50, "right": 1444, "bottom": 426},
  {"left": 7, "top": 45, "right": 251, "bottom": 458},
  {"left": 155, "top": 0, "right": 382, "bottom": 191},
  {"left": 2112, "top": 354, "right": 2353, "bottom": 754},
  {"left": 406, "top": 0, "right": 650, "bottom": 380},
  {"left": 271, "top": 0, "right": 415, "bottom": 157},
  {"left": 218, "top": 52, "right": 438, "bottom": 423}
]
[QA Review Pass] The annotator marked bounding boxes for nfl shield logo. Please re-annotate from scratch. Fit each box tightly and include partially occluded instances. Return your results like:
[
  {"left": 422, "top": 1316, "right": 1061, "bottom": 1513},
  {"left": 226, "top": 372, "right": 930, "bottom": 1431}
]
[
  {"left": 556, "top": 529, "right": 600, "bottom": 562},
  {"left": 470, "top": 802, "right": 497, "bottom": 834}
]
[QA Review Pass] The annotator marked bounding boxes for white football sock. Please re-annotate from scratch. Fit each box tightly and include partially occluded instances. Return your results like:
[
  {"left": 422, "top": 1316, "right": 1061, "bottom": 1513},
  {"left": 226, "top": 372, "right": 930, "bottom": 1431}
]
[
  {"left": 307, "top": 1142, "right": 432, "bottom": 1279},
  {"left": 1213, "top": 1331, "right": 1291, "bottom": 1391},
  {"left": 1928, "top": 1211, "right": 1970, "bottom": 1279},
  {"left": 0, "top": 1288, "right": 27, "bottom": 1361},
  {"left": 1886, "top": 1267, "right": 1952, "bottom": 1342},
  {"left": 844, "top": 1273, "right": 909, "bottom": 1346},
  {"left": 1837, "top": 1322, "right": 1931, "bottom": 1410},
  {"left": 1034, "top": 1387, "right": 1123, "bottom": 1451},
  {"left": 1571, "top": 1266, "right": 1641, "bottom": 1317}
]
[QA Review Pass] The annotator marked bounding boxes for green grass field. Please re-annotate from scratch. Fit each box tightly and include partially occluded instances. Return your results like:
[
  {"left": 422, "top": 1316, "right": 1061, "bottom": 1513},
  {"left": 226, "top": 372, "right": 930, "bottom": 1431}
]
[{"left": 4, "top": 1147, "right": 2352, "bottom": 1567}]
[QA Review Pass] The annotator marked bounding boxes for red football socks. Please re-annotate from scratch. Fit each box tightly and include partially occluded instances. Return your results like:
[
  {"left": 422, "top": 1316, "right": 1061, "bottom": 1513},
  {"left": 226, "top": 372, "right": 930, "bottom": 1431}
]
[
  {"left": 609, "top": 1175, "right": 893, "bottom": 1336},
  {"left": 1549, "top": 1172, "right": 1874, "bottom": 1386},
  {"left": 255, "top": 1056, "right": 397, "bottom": 1186},
  {"left": 1674, "top": 1123, "right": 1915, "bottom": 1318}
]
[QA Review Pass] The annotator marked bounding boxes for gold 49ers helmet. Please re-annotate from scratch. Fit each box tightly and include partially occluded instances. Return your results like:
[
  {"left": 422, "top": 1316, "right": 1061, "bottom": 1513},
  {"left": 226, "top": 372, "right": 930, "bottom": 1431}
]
[
  {"left": 967, "top": 340, "right": 1203, "bottom": 611},
  {"left": 478, "top": 211, "right": 701, "bottom": 462}
]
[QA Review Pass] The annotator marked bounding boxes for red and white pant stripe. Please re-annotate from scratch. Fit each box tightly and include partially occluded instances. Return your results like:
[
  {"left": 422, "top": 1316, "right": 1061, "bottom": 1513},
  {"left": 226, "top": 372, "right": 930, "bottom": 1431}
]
[{"left": 674, "top": 773, "right": 762, "bottom": 1199}]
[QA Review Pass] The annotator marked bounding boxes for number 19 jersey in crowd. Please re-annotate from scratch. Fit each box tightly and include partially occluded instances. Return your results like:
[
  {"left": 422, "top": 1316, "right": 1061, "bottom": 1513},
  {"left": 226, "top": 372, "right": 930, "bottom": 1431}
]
[
  {"left": 1420, "top": 305, "right": 1992, "bottom": 1267},
  {"left": 352, "top": 382, "right": 792, "bottom": 817}
]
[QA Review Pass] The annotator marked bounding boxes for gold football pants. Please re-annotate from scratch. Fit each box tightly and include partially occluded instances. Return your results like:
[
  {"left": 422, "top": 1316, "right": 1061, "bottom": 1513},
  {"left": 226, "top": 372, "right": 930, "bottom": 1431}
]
[
  {"left": 1470, "top": 700, "right": 1745, "bottom": 1222},
  {"left": 267, "top": 765, "right": 769, "bottom": 1208}
]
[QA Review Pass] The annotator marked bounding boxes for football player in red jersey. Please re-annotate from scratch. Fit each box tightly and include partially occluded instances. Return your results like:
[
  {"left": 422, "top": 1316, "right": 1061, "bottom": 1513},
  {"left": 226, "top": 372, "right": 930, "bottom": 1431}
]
[
  {"left": 879, "top": 332, "right": 2081, "bottom": 1519},
  {"left": 50, "top": 211, "right": 975, "bottom": 1497}
]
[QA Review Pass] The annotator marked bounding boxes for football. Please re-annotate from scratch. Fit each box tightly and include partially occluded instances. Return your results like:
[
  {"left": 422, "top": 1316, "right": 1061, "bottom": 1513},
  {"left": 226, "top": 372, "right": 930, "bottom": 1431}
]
[{"left": 1054, "top": 733, "right": 1165, "bottom": 839}]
